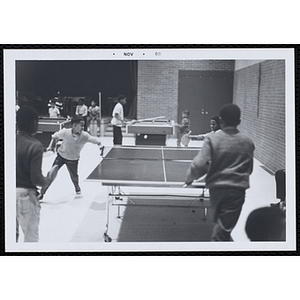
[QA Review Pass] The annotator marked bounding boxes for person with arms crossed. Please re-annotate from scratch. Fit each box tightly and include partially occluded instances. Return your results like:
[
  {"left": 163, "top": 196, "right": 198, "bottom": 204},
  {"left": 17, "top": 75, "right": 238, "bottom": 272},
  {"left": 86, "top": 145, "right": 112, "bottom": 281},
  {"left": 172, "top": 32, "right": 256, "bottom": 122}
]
[
  {"left": 16, "top": 106, "right": 51, "bottom": 242},
  {"left": 185, "top": 104, "right": 255, "bottom": 241},
  {"left": 111, "top": 94, "right": 127, "bottom": 145},
  {"left": 75, "top": 98, "right": 88, "bottom": 131},
  {"left": 38, "top": 115, "right": 102, "bottom": 200}
]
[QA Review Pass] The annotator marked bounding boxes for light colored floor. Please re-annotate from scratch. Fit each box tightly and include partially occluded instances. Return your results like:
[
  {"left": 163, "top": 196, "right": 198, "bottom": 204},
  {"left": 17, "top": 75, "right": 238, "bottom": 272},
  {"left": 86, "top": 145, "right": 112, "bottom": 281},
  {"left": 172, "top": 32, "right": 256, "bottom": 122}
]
[{"left": 18, "top": 135, "right": 279, "bottom": 247}]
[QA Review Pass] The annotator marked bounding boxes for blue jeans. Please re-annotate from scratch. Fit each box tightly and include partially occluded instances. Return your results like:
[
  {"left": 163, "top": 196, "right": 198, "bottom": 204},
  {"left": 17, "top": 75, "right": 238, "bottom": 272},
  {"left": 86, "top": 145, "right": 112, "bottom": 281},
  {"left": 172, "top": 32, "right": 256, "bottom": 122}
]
[
  {"left": 16, "top": 188, "right": 41, "bottom": 242},
  {"left": 209, "top": 188, "right": 245, "bottom": 241}
]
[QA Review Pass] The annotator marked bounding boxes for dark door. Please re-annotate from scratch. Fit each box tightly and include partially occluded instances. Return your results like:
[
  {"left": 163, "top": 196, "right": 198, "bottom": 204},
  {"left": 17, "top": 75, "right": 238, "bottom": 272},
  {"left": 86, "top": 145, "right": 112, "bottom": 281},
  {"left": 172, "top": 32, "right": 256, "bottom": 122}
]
[{"left": 178, "top": 71, "right": 234, "bottom": 134}]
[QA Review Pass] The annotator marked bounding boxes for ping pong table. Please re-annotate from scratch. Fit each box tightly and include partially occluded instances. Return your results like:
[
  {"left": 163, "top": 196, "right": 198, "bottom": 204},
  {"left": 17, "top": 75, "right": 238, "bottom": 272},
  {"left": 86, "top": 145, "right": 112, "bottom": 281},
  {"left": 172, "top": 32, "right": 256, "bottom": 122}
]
[{"left": 86, "top": 146, "right": 210, "bottom": 242}]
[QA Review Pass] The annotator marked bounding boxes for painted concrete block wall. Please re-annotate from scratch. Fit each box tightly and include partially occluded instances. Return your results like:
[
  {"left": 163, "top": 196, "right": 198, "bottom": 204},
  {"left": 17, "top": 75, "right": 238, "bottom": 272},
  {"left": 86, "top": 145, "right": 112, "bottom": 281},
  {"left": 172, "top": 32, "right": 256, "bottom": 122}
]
[
  {"left": 138, "top": 59, "right": 285, "bottom": 172},
  {"left": 233, "top": 60, "right": 285, "bottom": 173},
  {"left": 137, "top": 60, "right": 235, "bottom": 122}
]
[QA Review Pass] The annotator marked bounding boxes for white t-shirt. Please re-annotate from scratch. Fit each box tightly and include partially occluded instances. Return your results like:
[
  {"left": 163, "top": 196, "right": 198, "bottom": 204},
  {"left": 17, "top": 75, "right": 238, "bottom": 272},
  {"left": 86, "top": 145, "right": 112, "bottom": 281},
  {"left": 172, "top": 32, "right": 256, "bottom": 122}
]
[
  {"left": 111, "top": 102, "right": 124, "bottom": 127},
  {"left": 49, "top": 106, "right": 60, "bottom": 118}
]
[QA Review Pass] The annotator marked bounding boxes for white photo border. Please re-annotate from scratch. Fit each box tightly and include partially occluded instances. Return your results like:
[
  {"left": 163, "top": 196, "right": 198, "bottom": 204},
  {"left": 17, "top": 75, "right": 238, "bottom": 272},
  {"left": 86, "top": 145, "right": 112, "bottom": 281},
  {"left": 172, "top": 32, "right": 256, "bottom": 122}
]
[{"left": 4, "top": 46, "right": 296, "bottom": 253}]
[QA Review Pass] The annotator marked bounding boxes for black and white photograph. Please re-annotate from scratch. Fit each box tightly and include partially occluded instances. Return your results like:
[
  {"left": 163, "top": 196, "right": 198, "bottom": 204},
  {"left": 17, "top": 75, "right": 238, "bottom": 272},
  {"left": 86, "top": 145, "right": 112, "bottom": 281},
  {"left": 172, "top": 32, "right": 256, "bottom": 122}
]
[{"left": 4, "top": 47, "right": 296, "bottom": 252}]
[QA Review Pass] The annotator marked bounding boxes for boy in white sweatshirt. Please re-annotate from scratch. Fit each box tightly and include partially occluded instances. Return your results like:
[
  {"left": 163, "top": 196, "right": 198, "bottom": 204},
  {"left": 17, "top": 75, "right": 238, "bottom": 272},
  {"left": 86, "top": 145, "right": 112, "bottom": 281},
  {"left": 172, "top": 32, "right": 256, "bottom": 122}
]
[{"left": 38, "top": 115, "right": 101, "bottom": 199}]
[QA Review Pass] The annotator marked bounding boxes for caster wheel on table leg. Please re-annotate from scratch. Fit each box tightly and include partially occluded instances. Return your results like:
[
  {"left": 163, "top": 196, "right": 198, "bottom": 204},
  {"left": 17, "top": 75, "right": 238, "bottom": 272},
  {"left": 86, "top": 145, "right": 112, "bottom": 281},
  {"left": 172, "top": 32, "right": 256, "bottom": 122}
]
[{"left": 104, "top": 233, "right": 112, "bottom": 242}]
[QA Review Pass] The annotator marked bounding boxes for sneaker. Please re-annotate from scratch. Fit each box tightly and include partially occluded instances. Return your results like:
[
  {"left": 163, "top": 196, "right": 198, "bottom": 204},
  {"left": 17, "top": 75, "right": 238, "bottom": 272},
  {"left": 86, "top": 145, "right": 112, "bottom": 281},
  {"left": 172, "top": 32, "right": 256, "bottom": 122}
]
[
  {"left": 76, "top": 190, "right": 81, "bottom": 195},
  {"left": 37, "top": 193, "right": 44, "bottom": 201}
]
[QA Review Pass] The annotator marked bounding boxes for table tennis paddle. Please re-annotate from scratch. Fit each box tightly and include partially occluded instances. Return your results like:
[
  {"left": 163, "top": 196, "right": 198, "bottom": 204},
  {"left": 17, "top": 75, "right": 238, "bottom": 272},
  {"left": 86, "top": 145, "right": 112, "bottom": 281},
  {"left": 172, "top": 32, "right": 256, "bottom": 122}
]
[{"left": 181, "top": 131, "right": 197, "bottom": 146}]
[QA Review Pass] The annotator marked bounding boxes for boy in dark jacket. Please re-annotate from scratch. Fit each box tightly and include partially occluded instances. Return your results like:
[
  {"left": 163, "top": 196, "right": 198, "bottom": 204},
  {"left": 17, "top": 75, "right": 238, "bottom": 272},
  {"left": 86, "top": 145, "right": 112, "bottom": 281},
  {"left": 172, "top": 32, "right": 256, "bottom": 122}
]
[
  {"left": 185, "top": 104, "right": 255, "bottom": 241},
  {"left": 16, "top": 106, "right": 51, "bottom": 242}
]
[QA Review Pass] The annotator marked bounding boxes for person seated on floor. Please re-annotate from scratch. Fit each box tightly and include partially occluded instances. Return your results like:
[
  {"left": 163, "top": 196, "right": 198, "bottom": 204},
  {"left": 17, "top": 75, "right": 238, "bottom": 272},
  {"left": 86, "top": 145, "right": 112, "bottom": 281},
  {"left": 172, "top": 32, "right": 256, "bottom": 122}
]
[
  {"left": 188, "top": 115, "right": 221, "bottom": 141},
  {"left": 87, "top": 100, "right": 100, "bottom": 135},
  {"left": 245, "top": 206, "right": 286, "bottom": 241}
]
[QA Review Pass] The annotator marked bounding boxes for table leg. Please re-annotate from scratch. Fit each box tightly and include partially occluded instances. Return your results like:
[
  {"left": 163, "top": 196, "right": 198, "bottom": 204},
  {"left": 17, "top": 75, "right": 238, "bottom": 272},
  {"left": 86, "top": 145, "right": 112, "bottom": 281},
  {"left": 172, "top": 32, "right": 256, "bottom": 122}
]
[{"left": 202, "top": 207, "right": 208, "bottom": 221}]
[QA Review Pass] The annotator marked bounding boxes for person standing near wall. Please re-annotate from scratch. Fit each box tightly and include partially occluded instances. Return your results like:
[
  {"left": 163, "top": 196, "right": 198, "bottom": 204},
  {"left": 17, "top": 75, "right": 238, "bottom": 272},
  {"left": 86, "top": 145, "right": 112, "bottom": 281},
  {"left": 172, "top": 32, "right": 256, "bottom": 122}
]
[
  {"left": 188, "top": 115, "right": 221, "bottom": 141},
  {"left": 111, "top": 94, "right": 127, "bottom": 145},
  {"left": 185, "top": 104, "right": 255, "bottom": 241}
]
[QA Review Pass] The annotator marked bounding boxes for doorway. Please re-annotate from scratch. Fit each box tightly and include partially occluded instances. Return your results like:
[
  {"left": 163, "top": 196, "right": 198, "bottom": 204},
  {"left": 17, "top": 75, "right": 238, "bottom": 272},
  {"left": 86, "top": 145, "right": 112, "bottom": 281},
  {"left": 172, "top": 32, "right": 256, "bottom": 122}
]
[{"left": 178, "top": 70, "right": 234, "bottom": 133}]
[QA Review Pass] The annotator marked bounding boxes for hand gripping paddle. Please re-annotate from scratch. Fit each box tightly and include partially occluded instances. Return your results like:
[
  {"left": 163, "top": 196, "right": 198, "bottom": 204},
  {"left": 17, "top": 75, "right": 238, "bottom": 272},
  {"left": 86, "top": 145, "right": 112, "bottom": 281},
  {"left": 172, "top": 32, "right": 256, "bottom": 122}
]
[{"left": 181, "top": 131, "right": 192, "bottom": 146}]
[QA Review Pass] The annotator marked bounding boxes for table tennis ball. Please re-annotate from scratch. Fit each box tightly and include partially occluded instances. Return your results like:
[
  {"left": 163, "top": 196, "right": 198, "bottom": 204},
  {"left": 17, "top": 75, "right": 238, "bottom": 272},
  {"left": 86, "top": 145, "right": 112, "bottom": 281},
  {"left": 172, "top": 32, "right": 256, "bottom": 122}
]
[{"left": 144, "top": 135, "right": 148, "bottom": 139}]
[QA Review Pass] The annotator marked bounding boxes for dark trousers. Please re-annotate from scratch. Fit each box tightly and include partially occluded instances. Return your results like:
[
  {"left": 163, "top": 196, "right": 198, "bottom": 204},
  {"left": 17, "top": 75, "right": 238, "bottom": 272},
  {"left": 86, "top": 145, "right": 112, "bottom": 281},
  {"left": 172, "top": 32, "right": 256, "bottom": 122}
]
[
  {"left": 113, "top": 125, "right": 123, "bottom": 145},
  {"left": 41, "top": 153, "right": 80, "bottom": 195},
  {"left": 54, "top": 153, "right": 80, "bottom": 192},
  {"left": 209, "top": 188, "right": 245, "bottom": 241},
  {"left": 82, "top": 116, "right": 87, "bottom": 131}
]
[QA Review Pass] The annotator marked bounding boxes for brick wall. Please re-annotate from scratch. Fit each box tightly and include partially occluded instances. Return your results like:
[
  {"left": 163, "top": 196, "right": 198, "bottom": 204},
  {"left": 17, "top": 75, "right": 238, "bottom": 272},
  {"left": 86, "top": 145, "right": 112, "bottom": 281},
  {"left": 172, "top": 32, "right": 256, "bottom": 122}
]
[
  {"left": 137, "top": 60, "right": 235, "bottom": 122},
  {"left": 138, "top": 59, "right": 285, "bottom": 172},
  {"left": 233, "top": 60, "right": 285, "bottom": 172}
]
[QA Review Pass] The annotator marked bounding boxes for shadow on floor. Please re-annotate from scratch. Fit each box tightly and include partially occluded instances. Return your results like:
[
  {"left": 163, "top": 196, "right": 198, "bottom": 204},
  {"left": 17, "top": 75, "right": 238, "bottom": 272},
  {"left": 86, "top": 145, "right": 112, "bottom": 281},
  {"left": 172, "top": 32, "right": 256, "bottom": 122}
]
[{"left": 117, "top": 198, "right": 214, "bottom": 242}]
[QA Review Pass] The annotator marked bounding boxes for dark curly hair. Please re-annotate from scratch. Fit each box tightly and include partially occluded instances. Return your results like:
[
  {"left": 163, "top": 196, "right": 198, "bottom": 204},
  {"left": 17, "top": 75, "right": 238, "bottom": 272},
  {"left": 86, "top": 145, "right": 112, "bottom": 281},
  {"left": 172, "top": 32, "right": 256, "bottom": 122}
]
[{"left": 16, "top": 106, "right": 39, "bottom": 134}]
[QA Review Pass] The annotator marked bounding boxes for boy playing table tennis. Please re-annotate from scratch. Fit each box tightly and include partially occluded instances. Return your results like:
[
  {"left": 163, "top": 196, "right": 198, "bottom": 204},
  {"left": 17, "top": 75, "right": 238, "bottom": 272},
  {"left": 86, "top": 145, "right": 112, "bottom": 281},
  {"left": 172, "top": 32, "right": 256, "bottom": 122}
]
[
  {"left": 38, "top": 115, "right": 102, "bottom": 200},
  {"left": 176, "top": 110, "right": 190, "bottom": 146},
  {"left": 111, "top": 94, "right": 127, "bottom": 145},
  {"left": 185, "top": 104, "right": 255, "bottom": 241},
  {"left": 188, "top": 115, "right": 221, "bottom": 141}
]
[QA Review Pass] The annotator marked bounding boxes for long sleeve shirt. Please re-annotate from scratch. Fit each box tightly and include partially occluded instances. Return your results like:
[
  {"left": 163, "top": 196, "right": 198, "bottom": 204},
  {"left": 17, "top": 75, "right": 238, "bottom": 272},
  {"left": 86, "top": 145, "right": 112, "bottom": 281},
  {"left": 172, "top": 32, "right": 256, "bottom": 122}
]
[
  {"left": 52, "top": 128, "right": 101, "bottom": 160},
  {"left": 75, "top": 104, "right": 88, "bottom": 117},
  {"left": 186, "top": 126, "right": 255, "bottom": 190},
  {"left": 16, "top": 132, "right": 48, "bottom": 190}
]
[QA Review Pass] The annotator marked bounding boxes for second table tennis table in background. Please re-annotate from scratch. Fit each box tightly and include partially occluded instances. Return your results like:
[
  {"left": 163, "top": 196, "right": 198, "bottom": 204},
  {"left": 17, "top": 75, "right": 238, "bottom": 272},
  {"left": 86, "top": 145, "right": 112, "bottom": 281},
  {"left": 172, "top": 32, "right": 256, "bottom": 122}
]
[{"left": 86, "top": 146, "right": 210, "bottom": 242}]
